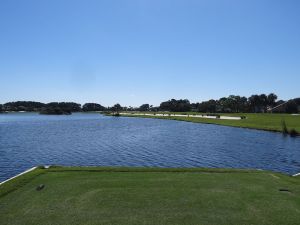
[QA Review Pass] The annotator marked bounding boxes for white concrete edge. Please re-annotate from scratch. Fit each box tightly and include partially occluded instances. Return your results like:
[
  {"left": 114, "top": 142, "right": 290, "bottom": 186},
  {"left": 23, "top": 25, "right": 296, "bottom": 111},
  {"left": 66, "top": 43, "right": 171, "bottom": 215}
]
[
  {"left": 293, "top": 173, "right": 300, "bottom": 177},
  {"left": 0, "top": 167, "right": 37, "bottom": 186}
]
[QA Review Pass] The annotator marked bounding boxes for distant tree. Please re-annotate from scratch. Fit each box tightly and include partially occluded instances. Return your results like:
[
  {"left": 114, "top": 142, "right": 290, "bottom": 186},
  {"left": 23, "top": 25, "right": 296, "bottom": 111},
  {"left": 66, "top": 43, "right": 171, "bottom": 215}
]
[
  {"left": 294, "top": 98, "right": 300, "bottom": 104},
  {"left": 285, "top": 100, "right": 299, "bottom": 113},
  {"left": 3, "top": 101, "right": 46, "bottom": 111},
  {"left": 40, "top": 107, "right": 71, "bottom": 115},
  {"left": 46, "top": 102, "right": 81, "bottom": 112},
  {"left": 139, "top": 104, "right": 150, "bottom": 111},
  {"left": 198, "top": 100, "right": 217, "bottom": 113},
  {"left": 276, "top": 100, "right": 285, "bottom": 106},
  {"left": 217, "top": 96, "right": 238, "bottom": 113},
  {"left": 2, "top": 92, "right": 296, "bottom": 114},
  {"left": 238, "top": 96, "right": 249, "bottom": 112},
  {"left": 190, "top": 103, "right": 200, "bottom": 111},
  {"left": 160, "top": 99, "right": 172, "bottom": 111},
  {"left": 260, "top": 94, "right": 268, "bottom": 111},
  {"left": 217, "top": 97, "right": 229, "bottom": 112},
  {"left": 160, "top": 99, "right": 191, "bottom": 112},
  {"left": 218, "top": 96, "right": 229, "bottom": 112},
  {"left": 248, "top": 95, "right": 263, "bottom": 112},
  {"left": 267, "top": 93, "right": 278, "bottom": 107},
  {"left": 227, "top": 95, "right": 237, "bottom": 112},
  {"left": 126, "top": 106, "right": 136, "bottom": 111},
  {"left": 82, "top": 103, "right": 106, "bottom": 112},
  {"left": 112, "top": 104, "right": 122, "bottom": 113},
  {"left": 149, "top": 106, "right": 159, "bottom": 112}
]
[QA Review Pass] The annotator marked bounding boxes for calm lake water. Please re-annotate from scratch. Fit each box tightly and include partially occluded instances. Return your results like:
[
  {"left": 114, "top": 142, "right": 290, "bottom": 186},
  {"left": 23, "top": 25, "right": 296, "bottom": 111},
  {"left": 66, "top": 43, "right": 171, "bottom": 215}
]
[{"left": 0, "top": 112, "right": 300, "bottom": 181}]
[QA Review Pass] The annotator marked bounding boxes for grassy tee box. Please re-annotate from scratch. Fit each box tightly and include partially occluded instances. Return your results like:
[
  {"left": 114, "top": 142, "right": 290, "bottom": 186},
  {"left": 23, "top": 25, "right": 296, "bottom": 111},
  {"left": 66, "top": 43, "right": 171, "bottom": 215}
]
[{"left": 1, "top": 166, "right": 300, "bottom": 225}]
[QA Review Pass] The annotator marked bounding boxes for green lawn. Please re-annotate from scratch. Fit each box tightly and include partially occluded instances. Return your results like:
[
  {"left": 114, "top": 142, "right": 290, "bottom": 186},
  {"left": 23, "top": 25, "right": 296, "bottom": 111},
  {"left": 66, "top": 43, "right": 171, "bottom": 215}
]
[
  {"left": 121, "top": 113, "right": 300, "bottom": 134},
  {"left": 1, "top": 167, "right": 300, "bottom": 225}
]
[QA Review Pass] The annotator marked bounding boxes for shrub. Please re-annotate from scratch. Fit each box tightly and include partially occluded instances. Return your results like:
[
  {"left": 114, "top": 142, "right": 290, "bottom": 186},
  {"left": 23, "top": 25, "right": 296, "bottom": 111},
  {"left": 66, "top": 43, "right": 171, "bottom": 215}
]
[{"left": 289, "top": 129, "right": 299, "bottom": 137}]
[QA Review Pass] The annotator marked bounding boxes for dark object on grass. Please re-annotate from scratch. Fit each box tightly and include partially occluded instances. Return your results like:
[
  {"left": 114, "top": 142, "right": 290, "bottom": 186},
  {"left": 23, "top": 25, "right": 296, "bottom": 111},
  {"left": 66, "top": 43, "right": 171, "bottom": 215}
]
[
  {"left": 240, "top": 116, "right": 246, "bottom": 119},
  {"left": 36, "top": 184, "right": 45, "bottom": 191},
  {"left": 279, "top": 188, "right": 291, "bottom": 193}
]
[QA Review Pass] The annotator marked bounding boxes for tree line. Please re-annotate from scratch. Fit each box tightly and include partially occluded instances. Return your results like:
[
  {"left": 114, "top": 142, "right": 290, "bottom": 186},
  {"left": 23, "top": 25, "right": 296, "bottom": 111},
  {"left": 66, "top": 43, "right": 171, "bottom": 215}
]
[
  {"left": 157, "top": 94, "right": 300, "bottom": 113},
  {"left": 0, "top": 101, "right": 120, "bottom": 114},
  {"left": 0, "top": 93, "right": 299, "bottom": 114},
  {"left": 0, "top": 102, "right": 89, "bottom": 114}
]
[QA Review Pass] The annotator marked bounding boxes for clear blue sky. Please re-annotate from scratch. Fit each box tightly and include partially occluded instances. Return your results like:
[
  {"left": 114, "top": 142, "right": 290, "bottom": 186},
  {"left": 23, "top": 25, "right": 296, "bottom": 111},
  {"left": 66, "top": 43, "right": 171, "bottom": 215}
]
[{"left": 0, "top": 0, "right": 299, "bottom": 107}]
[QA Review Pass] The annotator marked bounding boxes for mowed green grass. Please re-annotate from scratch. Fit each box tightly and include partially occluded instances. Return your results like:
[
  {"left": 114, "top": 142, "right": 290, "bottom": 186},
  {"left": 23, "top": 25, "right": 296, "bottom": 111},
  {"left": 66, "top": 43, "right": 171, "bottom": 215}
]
[
  {"left": 123, "top": 113, "right": 300, "bottom": 133},
  {"left": 1, "top": 167, "right": 300, "bottom": 225}
]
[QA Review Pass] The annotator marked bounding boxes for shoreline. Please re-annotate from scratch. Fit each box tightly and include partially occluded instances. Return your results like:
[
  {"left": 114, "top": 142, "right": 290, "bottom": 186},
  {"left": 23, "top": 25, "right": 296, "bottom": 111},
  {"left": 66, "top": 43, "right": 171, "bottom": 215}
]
[
  {"left": 120, "top": 112, "right": 242, "bottom": 120},
  {"left": 1, "top": 165, "right": 300, "bottom": 186},
  {"left": 0, "top": 167, "right": 37, "bottom": 186},
  {"left": 119, "top": 113, "right": 300, "bottom": 137}
]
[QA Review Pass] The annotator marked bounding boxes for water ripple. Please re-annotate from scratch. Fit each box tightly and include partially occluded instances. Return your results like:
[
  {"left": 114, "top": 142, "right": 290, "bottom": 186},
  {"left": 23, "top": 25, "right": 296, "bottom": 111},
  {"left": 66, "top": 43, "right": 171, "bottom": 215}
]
[{"left": 0, "top": 113, "right": 300, "bottom": 181}]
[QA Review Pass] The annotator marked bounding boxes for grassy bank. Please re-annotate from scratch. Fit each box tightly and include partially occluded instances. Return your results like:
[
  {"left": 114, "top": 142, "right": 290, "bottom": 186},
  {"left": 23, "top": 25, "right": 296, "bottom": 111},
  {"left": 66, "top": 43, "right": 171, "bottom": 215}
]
[
  {"left": 1, "top": 167, "right": 300, "bottom": 225},
  {"left": 120, "top": 112, "right": 300, "bottom": 134}
]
